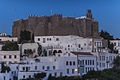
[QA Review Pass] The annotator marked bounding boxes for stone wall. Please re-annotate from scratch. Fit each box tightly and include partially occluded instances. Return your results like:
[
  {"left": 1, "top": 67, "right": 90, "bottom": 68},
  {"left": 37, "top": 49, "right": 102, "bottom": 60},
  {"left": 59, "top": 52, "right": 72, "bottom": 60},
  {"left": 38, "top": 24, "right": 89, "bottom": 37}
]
[{"left": 12, "top": 10, "right": 99, "bottom": 39}]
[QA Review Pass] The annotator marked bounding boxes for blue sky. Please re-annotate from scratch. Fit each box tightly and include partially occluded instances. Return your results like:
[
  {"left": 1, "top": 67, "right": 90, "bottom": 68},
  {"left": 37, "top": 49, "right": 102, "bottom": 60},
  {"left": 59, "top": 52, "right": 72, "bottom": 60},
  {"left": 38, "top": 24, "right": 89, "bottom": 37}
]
[{"left": 0, "top": 0, "right": 119, "bottom": 38}]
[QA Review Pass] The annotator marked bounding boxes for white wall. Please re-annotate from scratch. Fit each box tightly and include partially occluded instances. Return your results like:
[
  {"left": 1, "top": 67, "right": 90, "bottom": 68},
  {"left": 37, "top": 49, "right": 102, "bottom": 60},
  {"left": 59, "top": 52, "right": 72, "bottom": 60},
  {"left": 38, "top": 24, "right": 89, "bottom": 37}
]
[{"left": 0, "top": 51, "right": 20, "bottom": 64}]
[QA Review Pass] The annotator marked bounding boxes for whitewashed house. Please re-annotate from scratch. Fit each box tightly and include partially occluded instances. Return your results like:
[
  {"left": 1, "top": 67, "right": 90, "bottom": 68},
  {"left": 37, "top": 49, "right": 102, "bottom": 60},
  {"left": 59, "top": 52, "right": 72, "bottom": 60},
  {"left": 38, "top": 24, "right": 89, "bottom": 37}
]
[
  {"left": 18, "top": 52, "right": 78, "bottom": 80},
  {"left": 34, "top": 35, "right": 103, "bottom": 54},
  {"left": 97, "top": 52, "right": 117, "bottom": 70},
  {"left": 0, "top": 51, "right": 20, "bottom": 64},
  {"left": 110, "top": 40, "right": 120, "bottom": 54},
  {"left": 71, "top": 52, "right": 97, "bottom": 75},
  {"left": 21, "top": 43, "right": 39, "bottom": 57},
  {"left": 0, "top": 37, "right": 17, "bottom": 42}
]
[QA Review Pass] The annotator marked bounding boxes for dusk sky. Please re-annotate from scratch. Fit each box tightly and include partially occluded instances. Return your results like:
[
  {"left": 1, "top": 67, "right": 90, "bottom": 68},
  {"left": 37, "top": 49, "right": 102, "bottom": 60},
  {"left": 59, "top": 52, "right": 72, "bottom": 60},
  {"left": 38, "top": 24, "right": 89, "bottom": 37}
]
[{"left": 0, "top": 0, "right": 119, "bottom": 38}]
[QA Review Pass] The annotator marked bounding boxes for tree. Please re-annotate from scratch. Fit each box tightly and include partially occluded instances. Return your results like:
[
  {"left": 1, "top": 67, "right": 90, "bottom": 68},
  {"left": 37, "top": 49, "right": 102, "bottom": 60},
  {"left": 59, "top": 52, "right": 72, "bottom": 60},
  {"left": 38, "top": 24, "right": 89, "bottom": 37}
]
[
  {"left": 108, "top": 42, "right": 114, "bottom": 52},
  {"left": 2, "top": 42, "right": 19, "bottom": 51},
  {"left": 113, "top": 56, "right": 120, "bottom": 68},
  {"left": 24, "top": 49, "right": 33, "bottom": 56},
  {"left": 83, "top": 70, "right": 101, "bottom": 80},
  {"left": 37, "top": 44, "right": 42, "bottom": 56},
  {"left": 43, "top": 49, "right": 47, "bottom": 56},
  {"left": 1, "top": 62, "right": 11, "bottom": 73},
  {"left": 34, "top": 72, "right": 46, "bottom": 79},
  {"left": 48, "top": 74, "right": 52, "bottom": 80},
  {"left": 48, "top": 76, "right": 82, "bottom": 80},
  {"left": 100, "top": 30, "right": 113, "bottom": 40},
  {"left": 100, "top": 30, "right": 114, "bottom": 52},
  {"left": 19, "top": 30, "right": 31, "bottom": 43}
]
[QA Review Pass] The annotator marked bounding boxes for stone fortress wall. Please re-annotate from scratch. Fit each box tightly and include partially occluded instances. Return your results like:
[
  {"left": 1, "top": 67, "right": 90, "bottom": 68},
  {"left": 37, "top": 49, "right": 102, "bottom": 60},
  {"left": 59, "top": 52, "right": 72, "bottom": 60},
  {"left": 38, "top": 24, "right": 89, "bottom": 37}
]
[{"left": 12, "top": 10, "right": 99, "bottom": 39}]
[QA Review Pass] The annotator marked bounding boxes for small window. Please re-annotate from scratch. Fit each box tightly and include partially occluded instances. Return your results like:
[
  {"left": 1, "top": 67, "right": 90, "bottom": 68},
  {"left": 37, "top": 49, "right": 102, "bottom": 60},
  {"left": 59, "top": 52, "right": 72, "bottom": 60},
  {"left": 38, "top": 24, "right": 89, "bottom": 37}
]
[
  {"left": 14, "top": 55, "right": 17, "bottom": 58},
  {"left": 79, "top": 44, "right": 81, "bottom": 48},
  {"left": 70, "top": 61, "right": 72, "bottom": 65},
  {"left": 35, "top": 66, "right": 37, "bottom": 70},
  {"left": 42, "top": 66, "right": 44, "bottom": 70},
  {"left": 4, "top": 55, "right": 6, "bottom": 59},
  {"left": 53, "top": 66, "right": 55, "bottom": 70},
  {"left": 47, "top": 66, "right": 50, "bottom": 70},
  {"left": 66, "top": 61, "right": 68, "bottom": 65},
  {"left": 60, "top": 72, "right": 63, "bottom": 77},
  {"left": 85, "top": 60, "right": 87, "bottom": 65},
  {"left": 29, "top": 75, "right": 31, "bottom": 78},
  {"left": 68, "top": 53, "right": 70, "bottom": 56},
  {"left": 73, "top": 61, "right": 75, "bottom": 65},
  {"left": 38, "top": 38, "right": 40, "bottom": 41},
  {"left": 4, "top": 76, "right": 5, "bottom": 80},
  {"left": 16, "top": 66, "right": 18, "bottom": 69},
  {"left": 47, "top": 38, "right": 49, "bottom": 41},
  {"left": 54, "top": 72, "right": 57, "bottom": 77},
  {"left": 67, "top": 69, "right": 69, "bottom": 74},
  {"left": 56, "top": 38, "right": 59, "bottom": 41},
  {"left": 68, "top": 45, "right": 70, "bottom": 47},
  {"left": 9, "top": 55, "right": 11, "bottom": 59},
  {"left": 72, "top": 69, "right": 74, "bottom": 74},
  {"left": 43, "top": 38, "right": 45, "bottom": 43},
  {"left": 26, "top": 67, "right": 29, "bottom": 71},
  {"left": 23, "top": 67, "right": 25, "bottom": 71},
  {"left": 23, "top": 75, "right": 25, "bottom": 78}
]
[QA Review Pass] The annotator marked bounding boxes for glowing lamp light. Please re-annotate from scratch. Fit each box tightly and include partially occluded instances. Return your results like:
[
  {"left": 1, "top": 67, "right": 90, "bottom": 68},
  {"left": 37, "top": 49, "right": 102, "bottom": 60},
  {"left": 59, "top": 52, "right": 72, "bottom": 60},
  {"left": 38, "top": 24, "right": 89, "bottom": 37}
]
[{"left": 74, "top": 68, "right": 78, "bottom": 72}]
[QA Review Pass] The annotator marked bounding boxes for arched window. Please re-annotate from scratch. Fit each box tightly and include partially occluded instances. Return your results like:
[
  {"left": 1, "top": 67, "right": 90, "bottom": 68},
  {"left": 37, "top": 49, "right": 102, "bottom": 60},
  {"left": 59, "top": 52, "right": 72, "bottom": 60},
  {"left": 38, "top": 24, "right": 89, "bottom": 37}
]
[
  {"left": 58, "top": 50, "right": 62, "bottom": 53},
  {"left": 53, "top": 50, "right": 57, "bottom": 55},
  {"left": 70, "top": 61, "right": 72, "bottom": 66},
  {"left": 35, "top": 59, "right": 40, "bottom": 62},
  {"left": 49, "top": 50, "right": 52, "bottom": 55}
]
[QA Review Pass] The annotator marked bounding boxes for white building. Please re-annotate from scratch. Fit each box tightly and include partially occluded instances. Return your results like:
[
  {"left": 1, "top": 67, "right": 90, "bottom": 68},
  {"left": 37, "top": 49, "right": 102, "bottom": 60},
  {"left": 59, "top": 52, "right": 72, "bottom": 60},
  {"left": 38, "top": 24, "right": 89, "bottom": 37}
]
[
  {"left": 18, "top": 52, "right": 78, "bottom": 80},
  {"left": 72, "top": 52, "right": 97, "bottom": 75},
  {"left": 0, "top": 33, "right": 7, "bottom": 37},
  {"left": 0, "top": 35, "right": 117, "bottom": 80},
  {"left": 0, "top": 37, "right": 17, "bottom": 42},
  {"left": 0, "top": 72, "right": 13, "bottom": 80},
  {"left": 0, "top": 51, "right": 20, "bottom": 64},
  {"left": 97, "top": 52, "right": 117, "bottom": 70},
  {"left": 21, "top": 43, "right": 39, "bottom": 57},
  {"left": 0, "top": 62, "right": 19, "bottom": 80},
  {"left": 34, "top": 36, "right": 103, "bottom": 55},
  {"left": 110, "top": 40, "right": 120, "bottom": 54},
  {"left": 17, "top": 51, "right": 99, "bottom": 80}
]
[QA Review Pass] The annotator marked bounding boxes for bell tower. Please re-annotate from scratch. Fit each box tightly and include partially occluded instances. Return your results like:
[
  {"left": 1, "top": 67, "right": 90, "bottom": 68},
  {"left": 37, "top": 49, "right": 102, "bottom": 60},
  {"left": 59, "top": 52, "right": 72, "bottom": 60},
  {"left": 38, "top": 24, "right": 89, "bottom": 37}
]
[{"left": 86, "top": 9, "right": 92, "bottom": 19}]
